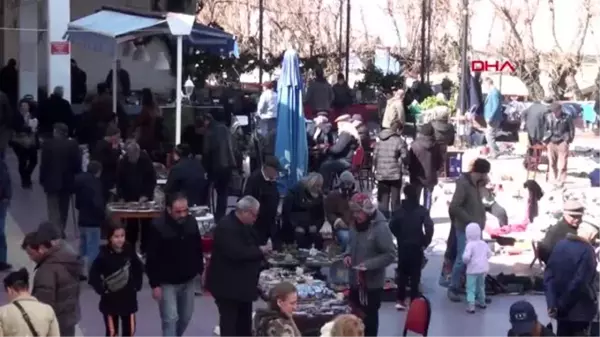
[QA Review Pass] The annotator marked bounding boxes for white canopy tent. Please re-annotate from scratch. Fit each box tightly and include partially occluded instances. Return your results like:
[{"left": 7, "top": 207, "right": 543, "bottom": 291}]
[{"left": 65, "top": 7, "right": 237, "bottom": 143}]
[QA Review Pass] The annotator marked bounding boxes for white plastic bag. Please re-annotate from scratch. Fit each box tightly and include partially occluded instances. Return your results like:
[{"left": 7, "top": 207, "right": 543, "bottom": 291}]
[{"left": 320, "top": 220, "right": 333, "bottom": 236}]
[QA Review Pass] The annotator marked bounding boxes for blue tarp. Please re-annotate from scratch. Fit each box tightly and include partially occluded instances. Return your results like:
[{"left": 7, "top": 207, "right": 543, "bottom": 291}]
[{"left": 275, "top": 49, "right": 308, "bottom": 193}]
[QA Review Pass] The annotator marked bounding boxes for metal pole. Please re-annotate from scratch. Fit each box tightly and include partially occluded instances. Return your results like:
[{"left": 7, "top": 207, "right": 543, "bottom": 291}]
[
  {"left": 338, "top": 0, "right": 344, "bottom": 73},
  {"left": 112, "top": 50, "right": 117, "bottom": 113},
  {"left": 426, "top": 0, "right": 432, "bottom": 83},
  {"left": 175, "top": 35, "right": 183, "bottom": 144},
  {"left": 458, "top": 0, "right": 469, "bottom": 116},
  {"left": 419, "top": 0, "right": 426, "bottom": 83},
  {"left": 258, "top": 0, "right": 264, "bottom": 85},
  {"left": 344, "top": 0, "right": 350, "bottom": 81}
]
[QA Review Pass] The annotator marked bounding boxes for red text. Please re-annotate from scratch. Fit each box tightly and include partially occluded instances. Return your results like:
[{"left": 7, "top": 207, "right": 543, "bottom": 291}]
[{"left": 470, "top": 60, "right": 516, "bottom": 73}]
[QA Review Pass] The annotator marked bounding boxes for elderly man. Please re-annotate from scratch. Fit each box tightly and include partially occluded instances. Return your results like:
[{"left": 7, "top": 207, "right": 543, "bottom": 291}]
[
  {"left": 207, "top": 196, "right": 271, "bottom": 336},
  {"left": 146, "top": 192, "right": 203, "bottom": 337},
  {"left": 545, "top": 221, "right": 599, "bottom": 336},
  {"left": 538, "top": 200, "right": 585, "bottom": 264},
  {"left": 324, "top": 171, "right": 357, "bottom": 250},
  {"left": 38, "top": 86, "right": 75, "bottom": 137},
  {"left": 343, "top": 193, "right": 395, "bottom": 337},
  {"left": 116, "top": 141, "right": 156, "bottom": 252},
  {"left": 430, "top": 106, "right": 456, "bottom": 147},
  {"left": 40, "top": 123, "right": 81, "bottom": 236},
  {"left": 382, "top": 89, "right": 405, "bottom": 129},
  {"left": 543, "top": 102, "right": 574, "bottom": 187}
]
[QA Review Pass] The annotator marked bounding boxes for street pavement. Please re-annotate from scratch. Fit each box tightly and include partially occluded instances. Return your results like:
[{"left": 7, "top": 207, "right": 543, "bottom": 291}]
[{"left": 0, "top": 148, "right": 555, "bottom": 336}]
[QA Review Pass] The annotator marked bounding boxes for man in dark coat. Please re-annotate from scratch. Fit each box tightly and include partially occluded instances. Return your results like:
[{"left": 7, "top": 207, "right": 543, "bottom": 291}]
[
  {"left": 409, "top": 123, "right": 443, "bottom": 210},
  {"left": 146, "top": 192, "right": 203, "bottom": 337},
  {"left": 447, "top": 158, "right": 490, "bottom": 302},
  {"left": 70, "top": 59, "right": 87, "bottom": 104},
  {"left": 164, "top": 143, "right": 207, "bottom": 207},
  {"left": 105, "top": 60, "right": 131, "bottom": 97},
  {"left": 0, "top": 159, "right": 11, "bottom": 271},
  {"left": 91, "top": 125, "right": 121, "bottom": 202},
  {"left": 116, "top": 141, "right": 156, "bottom": 252},
  {"left": 39, "top": 123, "right": 81, "bottom": 236},
  {"left": 243, "top": 156, "right": 282, "bottom": 245},
  {"left": 206, "top": 196, "right": 271, "bottom": 336},
  {"left": 522, "top": 98, "right": 551, "bottom": 145},
  {"left": 544, "top": 222, "right": 599, "bottom": 336},
  {"left": 0, "top": 90, "right": 13, "bottom": 159},
  {"left": 538, "top": 200, "right": 584, "bottom": 264},
  {"left": 201, "top": 113, "right": 237, "bottom": 221},
  {"left": 0, "top": 59, "right": 18, "bottom": 110},
  {"left": 373, "top": 120, "right": 408, "bottom": 216},
  {"left": 38, "top": 86, "right": 75, "bottom": 137},
  {"left": 22, "top": 229, "right": 82, "bottom": 336}
]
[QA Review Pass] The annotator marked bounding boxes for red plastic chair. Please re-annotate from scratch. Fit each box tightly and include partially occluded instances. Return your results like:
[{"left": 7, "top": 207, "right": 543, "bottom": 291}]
[
  {"left": 351, "top": 146, "right": 365, "bottom": 172},
  {"left": 403, "top": 296, "right": 432, "bottom": 336}
]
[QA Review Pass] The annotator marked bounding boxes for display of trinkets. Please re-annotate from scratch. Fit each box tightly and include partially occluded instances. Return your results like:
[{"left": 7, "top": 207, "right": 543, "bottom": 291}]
[
  {"left": 294, "top": 299, "right": 351, "bottom": 317},
  {"left": 259, "top": 268, "right": 337, "bottom": 301}
]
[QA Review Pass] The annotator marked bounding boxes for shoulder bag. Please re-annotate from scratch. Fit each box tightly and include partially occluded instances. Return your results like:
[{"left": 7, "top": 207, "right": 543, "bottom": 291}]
[{"left": 13, "top": 301, "right": 39, "bottom": 337}]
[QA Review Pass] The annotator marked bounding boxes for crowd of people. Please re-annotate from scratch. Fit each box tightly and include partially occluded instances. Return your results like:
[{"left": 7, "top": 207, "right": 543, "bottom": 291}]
[{"left": 0, "top": 62, "right": 597, "bottom": 337}]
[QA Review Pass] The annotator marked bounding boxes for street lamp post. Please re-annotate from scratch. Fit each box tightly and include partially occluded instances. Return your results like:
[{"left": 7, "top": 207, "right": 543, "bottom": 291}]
[
  {"left": 338, "top": 0, "right": 344, "bottom": 73},
  {"left": 458, "top": 0, "right": 470, "bottom": 115},
  {"left": 258, "top": 0, "right": 264, "bottom": 85},
  {"left": 344, "top": 0, "right": 351, "bottom": 81}
]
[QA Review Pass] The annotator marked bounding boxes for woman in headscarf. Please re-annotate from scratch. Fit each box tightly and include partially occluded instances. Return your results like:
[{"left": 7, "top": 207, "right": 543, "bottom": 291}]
[
  {"left": 253, "top": 282, "right": 301, "bottom": 337},
  {"left": 319, "top": 115, "right": 361, "bottom": 191},
  {"left": 281, "top": 172, "right": 325, "bottom": 249}
]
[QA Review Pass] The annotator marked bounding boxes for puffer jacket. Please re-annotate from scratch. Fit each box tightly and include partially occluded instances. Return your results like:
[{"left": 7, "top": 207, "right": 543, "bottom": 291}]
[
  {"left": 0, "top": 294, "right": 60, "bottom": 336},
  {"left": 462, "top": 223, "right": 492, "bottom": 274},
  {"left": 373, "top": 129, "right": 408, "bottom": 181},
  {"left": 253, "top": 308, "right": 301, "bottom": 337},
  {"left": 32, "top": 244, "right": 82, "bottom": 333},
  {"left": 430, "top": 119, "right": 455, "bottom": 146},
  {"left": 544, "top": 234, "right": 598, "bottom": 323}
]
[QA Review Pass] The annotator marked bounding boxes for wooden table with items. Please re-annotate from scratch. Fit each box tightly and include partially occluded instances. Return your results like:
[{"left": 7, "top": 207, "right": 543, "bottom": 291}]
[{"left": 107, "top": 202, "right": 163, "bottom": 223}]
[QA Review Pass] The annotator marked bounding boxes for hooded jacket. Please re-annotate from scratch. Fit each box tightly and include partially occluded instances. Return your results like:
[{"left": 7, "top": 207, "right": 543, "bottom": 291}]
[
  {"left": 88, "top": 244, "right": 144, "bottom": 315},
  {"left": 389, "top": 201, "right": 434, "bottom": 249},
  {"left": 544, "top": 234, "right": 598, "bottom": 323},
  {"left": 448, "top": 173, "right": 486, "bottom": 231},
  {"left": 32, "top": 244, "right": 82, "bottom": 332},
  {"left": 373, "top": 129, "right": 408, "bottom": 181},
  {"left": 253, "top": 308, "right": 301, "bottom": 337},
  {"left": 408, "top": 135, "right": 443, "bottom": 187},
  {"left": 462, "top": 223, "right": 492, "bottom": 274},
  {"left": 345, "top": 211, "right": 396, "bottom": 289}
]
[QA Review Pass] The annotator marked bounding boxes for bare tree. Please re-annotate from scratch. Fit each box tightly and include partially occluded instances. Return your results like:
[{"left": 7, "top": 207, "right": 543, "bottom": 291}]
[{"left": 545, "top": 0, "right": 594, "bottom": 99}]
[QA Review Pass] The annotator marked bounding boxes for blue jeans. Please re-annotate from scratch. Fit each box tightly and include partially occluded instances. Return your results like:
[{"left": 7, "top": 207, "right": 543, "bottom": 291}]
[
  {"left": 79, "top": 227, "right": 101, "bottom": 269},
  {"left": 0, "top": 200, "right": 8, "bottom": 263},
  {"left": 466, "top": 273, "right": 486, "bottom": 305},
  {"left": 159, "top": 279, "right": 196, "bottom": 336},
  {"left": 336, "top": 229, "right": 350, "bottom": 251},
  {"left": 450, "top": 230, "right": 467, "bottom": 290}
]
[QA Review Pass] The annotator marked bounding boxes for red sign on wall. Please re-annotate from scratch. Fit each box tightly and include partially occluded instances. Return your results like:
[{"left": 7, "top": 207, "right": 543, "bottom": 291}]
[{"left": 50, "top": 41, "right": 70, "bottom": 55}]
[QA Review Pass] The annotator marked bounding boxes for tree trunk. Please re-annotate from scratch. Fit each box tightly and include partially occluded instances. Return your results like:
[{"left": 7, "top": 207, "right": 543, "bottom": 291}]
[{"left": 514, "top": 58, "right": 545, "bottom": 100}]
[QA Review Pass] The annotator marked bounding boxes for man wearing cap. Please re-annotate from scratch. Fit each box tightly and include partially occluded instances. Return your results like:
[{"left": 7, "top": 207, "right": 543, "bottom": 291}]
[
  {"left": 447, "top": 158, "right": 490, "bottom": 302},
  {"left": 544, "top": 221, "right": 599, "bottom": 336},
  {"left": 343, "top": 193, "right": 395, "bottom": 336},
  {"left": 320, "top": 115, "right": 360, "bottom": 191},
  {"left": 543, "top": 102, "right": 574, "bottom": 187},
  {"left": 538, "top": 200, "right": 585, "bottom": 264},
  {"left": 40, "top": 123, "right": 82, "bottom": 236},
  {"left": 243, "top": 155, "right": 283, "bottom": 246},
  {"left": 508, "top": 300, "right": 556, "bottom": 336},
  {"left": 324, "top": 171, "right": 357, "bottom": 250}
]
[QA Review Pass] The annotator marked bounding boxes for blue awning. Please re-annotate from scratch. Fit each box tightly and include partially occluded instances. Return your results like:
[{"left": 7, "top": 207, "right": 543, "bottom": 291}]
[{"left": 187, "top": 22, "right": 239, "bottom": 57}]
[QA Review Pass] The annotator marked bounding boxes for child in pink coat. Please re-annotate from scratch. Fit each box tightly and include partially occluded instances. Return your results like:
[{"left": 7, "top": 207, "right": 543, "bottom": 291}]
[{"left": 462, "top": 222, "right": 493, "bottom": 313}]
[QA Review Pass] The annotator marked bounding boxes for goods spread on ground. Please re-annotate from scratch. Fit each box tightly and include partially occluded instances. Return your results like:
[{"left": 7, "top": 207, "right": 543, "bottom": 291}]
[
  {"left": 107, "top": 201, "right": 162, "bottom": 212},
  {"left": 267, "top": 247, "right": 340, "bottom": 268}
]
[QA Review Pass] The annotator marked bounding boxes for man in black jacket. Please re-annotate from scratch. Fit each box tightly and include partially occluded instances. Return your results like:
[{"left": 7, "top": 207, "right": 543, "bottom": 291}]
[
  {"left": 201, "top": 113, "right": 236, "bottom": 221},
  {"left": 206, "top": 196, "right": 271, "bottom": 336},
  {"left": 92, "top": 125, "right": 121, "bottom": 202},
  {"left": 447, "top": 158, "right": 490, "bottom": 302},
  {"left": 544, "top": 102, "right": 574, "bottom": 187},
  {"left": 40, "top": 123, "right": 81, "bottom": 236},
  {"left": 116, "top": 141, "right": 156, "bottom": 252},
  {"left": 146, "top": 192, "right": 203, "bottom": 337},
  {"left": 243, "top": 155, "right": 282, "bottom": 246},
  {"left": 38, "top": 86, "right": 75, "bottom": 137},
  {"left": 165, "top": 143, "right": 207, "bottom": 207},
  {"left": 73, "top": 160, "right": 104, "bottom": 274},
  {"left": 409, "top": 123, "right": 443, "bottom": 210},
  {"left": 374, "top": 120, "right": 408, "bottom": 216}
]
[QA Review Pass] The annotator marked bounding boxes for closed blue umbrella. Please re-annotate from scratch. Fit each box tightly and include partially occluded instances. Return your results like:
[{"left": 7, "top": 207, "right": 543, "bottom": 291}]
[{"left": 275, "top": 49, "right": 308, "bottom": 193}]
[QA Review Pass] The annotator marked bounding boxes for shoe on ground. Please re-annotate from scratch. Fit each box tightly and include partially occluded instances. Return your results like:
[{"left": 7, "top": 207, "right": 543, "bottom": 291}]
[
  {"left": 395, "top": 301, "right": 407, "bottom": 311},
  {"left": 447, "top": 289, "right": 461, "bottom": 302},
  {"left": 476, "top": 303, "right": 487, "bottom": 309},
  {"left": 0, "top": 262, "right": 12, "bottom": 272},
  {"left": 485, "top": 297, "right": 492, "bottom": 304},
  {"left": 466, "top": 303, "right": 475, "bottom": 313}
]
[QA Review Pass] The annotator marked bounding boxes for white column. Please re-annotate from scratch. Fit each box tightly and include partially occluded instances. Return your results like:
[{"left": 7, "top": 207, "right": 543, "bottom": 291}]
[
  {"left": 19, "top": 0, "right": 38, "bottom": 100},
  {"left": 46, "top": 0, "right": 70, "bottom": 102}
]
